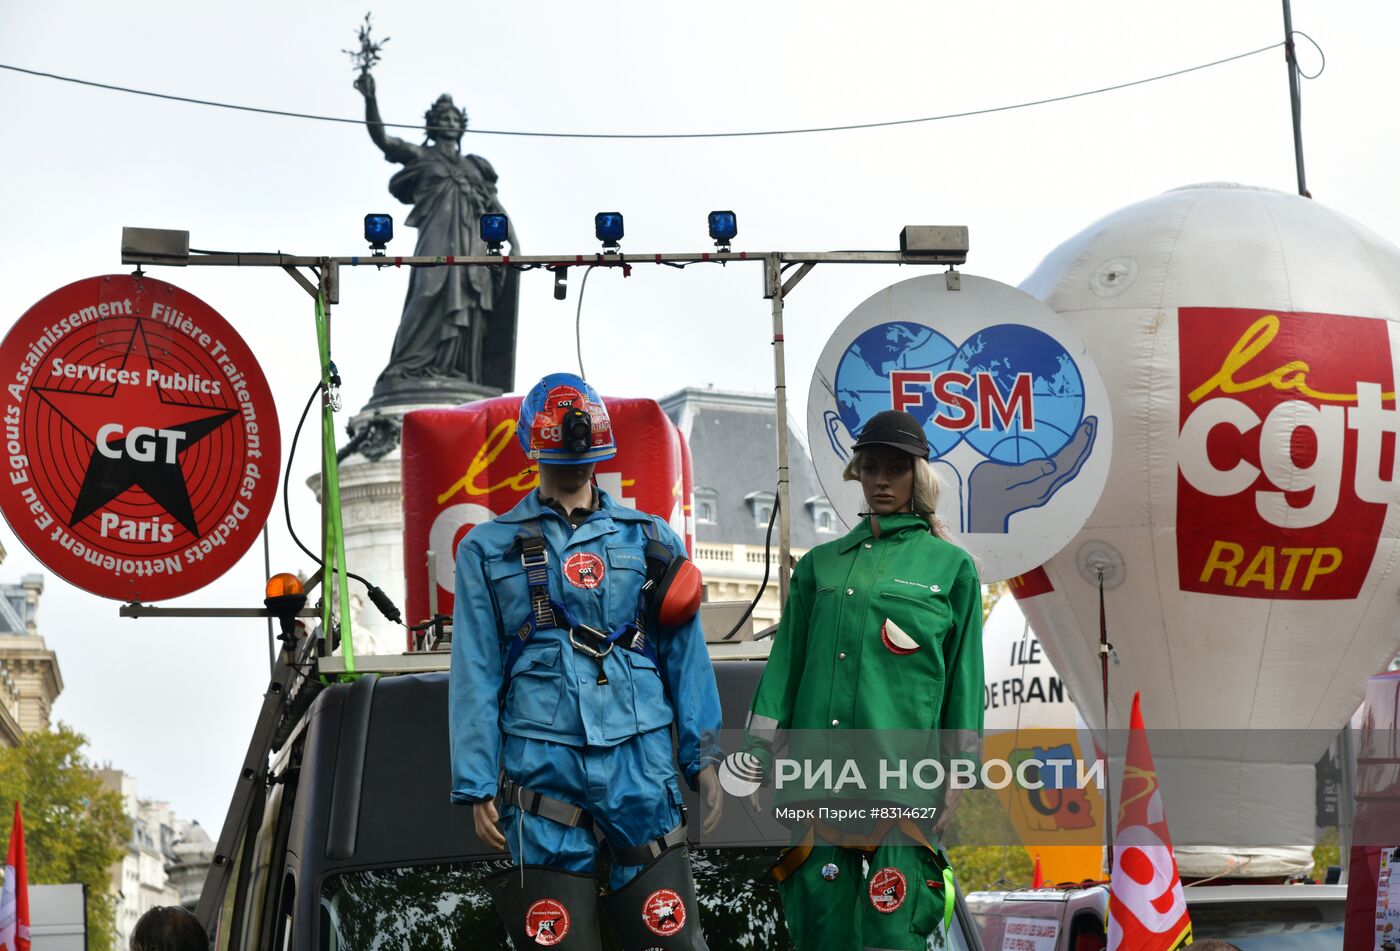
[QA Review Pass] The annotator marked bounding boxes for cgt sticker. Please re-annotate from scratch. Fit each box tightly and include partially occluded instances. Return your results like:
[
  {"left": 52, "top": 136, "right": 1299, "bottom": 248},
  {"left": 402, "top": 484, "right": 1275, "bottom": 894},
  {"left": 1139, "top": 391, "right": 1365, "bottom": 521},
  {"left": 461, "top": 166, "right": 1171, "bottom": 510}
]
[
  {"left": 0, "top": 275, "right": 279, "bottom": 602},
  {"left": 642, "top": 889, "right": 686, "bottom": 936},
  {"left": 1177, "top": 308, "right": 1396, "bottom": 599},
  {"left": 525, "top": 898, "right": 570, "bottom": 945},
  {"left": 564, "top": 552, "right": 606, "bottom": 589},
  {"left": 869, "top": 867, "right": 907, "bottom": 913}
]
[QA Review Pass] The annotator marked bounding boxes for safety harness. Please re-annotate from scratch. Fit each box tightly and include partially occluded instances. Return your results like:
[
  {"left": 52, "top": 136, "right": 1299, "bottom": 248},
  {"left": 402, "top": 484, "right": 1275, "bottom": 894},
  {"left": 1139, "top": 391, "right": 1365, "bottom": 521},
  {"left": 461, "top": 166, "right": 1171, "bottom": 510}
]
[
  {"left": 501, "top": 518, "right": 663, "bottom": 686},
  {"left": 497, "top": 773, "right": 691, "bottom": 867},
  {"left": 495, "top": 514, "right": 691, "bottom": 866}
]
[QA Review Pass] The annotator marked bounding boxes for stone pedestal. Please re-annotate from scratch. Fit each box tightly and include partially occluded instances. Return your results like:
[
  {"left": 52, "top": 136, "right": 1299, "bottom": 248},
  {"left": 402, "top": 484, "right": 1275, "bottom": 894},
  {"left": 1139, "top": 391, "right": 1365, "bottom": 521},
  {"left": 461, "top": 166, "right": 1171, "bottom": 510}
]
[{"left": 308, "top": 390, "right": 498, "bottom": 656}]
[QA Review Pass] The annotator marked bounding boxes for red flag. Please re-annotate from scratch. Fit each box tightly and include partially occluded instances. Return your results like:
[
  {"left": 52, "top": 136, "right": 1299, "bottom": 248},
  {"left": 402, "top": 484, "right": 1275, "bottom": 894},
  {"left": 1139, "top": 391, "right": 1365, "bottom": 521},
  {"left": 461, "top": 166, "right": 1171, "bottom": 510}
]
[
  {"left": 1032, "top": 854, "right": 1044, "bottom": 888},
  {"left": 1107, "top": 694, "right": 1191, "bottom": 951},
  {"left": 0, "top": 802, "right": 30, "bottom": 951}
]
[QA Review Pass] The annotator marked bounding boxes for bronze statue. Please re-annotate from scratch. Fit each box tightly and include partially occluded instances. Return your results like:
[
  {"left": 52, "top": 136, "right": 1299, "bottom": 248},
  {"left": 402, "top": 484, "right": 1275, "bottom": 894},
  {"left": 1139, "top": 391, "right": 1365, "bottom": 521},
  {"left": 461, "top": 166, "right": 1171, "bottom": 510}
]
[{"left": 354, "top": 68, "right": 520, "bottom": 403}]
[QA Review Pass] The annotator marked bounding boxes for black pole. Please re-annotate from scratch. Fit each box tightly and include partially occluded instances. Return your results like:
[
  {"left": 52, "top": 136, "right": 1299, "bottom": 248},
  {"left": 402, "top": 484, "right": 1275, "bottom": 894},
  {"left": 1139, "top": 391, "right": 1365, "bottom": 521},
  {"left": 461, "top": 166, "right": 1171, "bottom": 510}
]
[
  {"left": 1099, "top": 568, "right": 1114, "bottom": 877},
  {"left": 1282, "top": 0, "right": 1310, "bottom": 197}
]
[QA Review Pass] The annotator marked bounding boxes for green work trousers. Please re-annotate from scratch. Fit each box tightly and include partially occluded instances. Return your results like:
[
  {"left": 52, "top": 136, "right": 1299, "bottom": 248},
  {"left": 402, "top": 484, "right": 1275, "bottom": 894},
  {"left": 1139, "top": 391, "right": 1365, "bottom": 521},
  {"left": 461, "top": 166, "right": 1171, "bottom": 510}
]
[{"left": 778, "top": 834, "right": 951, "bottom": 950}]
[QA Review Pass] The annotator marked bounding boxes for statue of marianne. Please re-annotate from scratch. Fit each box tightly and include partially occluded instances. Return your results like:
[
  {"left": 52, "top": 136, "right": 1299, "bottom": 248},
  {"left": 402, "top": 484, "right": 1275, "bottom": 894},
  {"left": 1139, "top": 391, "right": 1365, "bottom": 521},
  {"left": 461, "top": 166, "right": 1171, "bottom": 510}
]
[{"left": 355, "top": 71, "right": 520, "bottom": 398}]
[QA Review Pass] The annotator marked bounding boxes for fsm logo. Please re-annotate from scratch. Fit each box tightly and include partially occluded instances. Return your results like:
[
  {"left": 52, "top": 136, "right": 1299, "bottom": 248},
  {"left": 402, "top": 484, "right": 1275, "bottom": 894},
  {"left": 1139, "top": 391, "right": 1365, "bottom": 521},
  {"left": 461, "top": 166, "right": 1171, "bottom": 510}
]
[
  {"left": 1177, "top": 308, "right": 1396, "bottom": 599},
  {"left": 809, "top": 275, "right": 1112, "bottom": 583}
]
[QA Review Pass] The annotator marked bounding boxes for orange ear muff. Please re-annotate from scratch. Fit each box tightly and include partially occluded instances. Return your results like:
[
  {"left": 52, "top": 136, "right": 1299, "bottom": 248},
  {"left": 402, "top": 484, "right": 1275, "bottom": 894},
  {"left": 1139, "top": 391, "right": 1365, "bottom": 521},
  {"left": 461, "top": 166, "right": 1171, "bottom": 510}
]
[{"left": 654, "top": 557, "right": 703, "bottom": 628}]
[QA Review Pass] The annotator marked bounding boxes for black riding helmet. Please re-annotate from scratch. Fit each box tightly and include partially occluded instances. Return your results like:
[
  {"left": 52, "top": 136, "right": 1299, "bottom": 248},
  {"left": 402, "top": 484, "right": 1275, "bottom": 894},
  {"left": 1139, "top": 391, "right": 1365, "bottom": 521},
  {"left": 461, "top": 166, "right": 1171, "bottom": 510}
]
[{"left": 853, "top": 409, "right": 931, "bottom": 458}]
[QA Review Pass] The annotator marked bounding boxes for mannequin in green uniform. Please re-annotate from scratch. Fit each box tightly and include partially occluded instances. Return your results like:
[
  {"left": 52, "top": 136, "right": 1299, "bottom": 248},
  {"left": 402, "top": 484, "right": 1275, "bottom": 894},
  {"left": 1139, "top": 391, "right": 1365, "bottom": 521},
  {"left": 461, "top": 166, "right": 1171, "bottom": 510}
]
[{"left": 745, "top": 410, "right": 984, "bottom": 951}]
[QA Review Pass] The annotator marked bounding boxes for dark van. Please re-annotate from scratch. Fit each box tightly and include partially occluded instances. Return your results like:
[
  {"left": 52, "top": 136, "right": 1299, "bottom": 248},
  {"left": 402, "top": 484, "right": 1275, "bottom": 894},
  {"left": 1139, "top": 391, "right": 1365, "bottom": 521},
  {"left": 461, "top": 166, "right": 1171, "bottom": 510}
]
[{"left": 200, "top": 643, "right": 986, "bottom": 949}]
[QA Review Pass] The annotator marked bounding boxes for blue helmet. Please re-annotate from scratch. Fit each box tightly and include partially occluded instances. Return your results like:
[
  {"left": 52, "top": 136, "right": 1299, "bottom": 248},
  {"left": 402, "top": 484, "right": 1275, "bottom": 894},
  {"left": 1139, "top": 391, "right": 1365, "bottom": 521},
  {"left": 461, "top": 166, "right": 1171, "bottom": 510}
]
[{"left": 517, "top": 373, "right": 617, "bottom": 463}]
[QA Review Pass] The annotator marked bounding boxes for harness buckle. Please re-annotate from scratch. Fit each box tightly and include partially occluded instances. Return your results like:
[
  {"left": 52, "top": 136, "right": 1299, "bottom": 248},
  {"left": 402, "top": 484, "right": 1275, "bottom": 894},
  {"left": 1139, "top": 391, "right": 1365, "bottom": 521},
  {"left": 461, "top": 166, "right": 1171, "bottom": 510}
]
[
  {"left": 520, "top": 548, "right": 549, "bottom": 569},
  {"left": 569, "top": 624, "right": 615, "bottom": 660}
]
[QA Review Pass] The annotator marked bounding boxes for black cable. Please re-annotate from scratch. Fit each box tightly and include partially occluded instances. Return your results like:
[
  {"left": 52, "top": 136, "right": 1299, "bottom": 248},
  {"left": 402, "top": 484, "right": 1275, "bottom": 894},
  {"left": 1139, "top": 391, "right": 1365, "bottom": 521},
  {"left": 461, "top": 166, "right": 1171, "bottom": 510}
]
[
  {"left": 574, "top": 265, "right": 595, "bottom": 379},
  {"left": 726, "top": 491, "right": 780, "bottom": 642},
  {"left": 0, "top": 43, "right": 1282, "bottom": 140},
  {"left": 1289, "top": 30, "right": 1326, "bottom": 80},
  {"left": 284, "top": 381, "right": 403, "bottom": 625}
]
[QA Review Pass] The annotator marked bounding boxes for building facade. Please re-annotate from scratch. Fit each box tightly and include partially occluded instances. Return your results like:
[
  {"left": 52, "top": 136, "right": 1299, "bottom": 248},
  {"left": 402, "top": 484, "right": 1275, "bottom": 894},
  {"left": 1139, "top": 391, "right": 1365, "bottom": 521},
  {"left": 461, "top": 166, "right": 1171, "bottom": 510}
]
[
  {"left": 97, "top": 770, "right": 212, "bottom": 944},
  {"left": 660, "top": 387, "right": 838, "bottom": 632},
  {"left": 0, "top": 572, "right": 63, "bottom": 747}
]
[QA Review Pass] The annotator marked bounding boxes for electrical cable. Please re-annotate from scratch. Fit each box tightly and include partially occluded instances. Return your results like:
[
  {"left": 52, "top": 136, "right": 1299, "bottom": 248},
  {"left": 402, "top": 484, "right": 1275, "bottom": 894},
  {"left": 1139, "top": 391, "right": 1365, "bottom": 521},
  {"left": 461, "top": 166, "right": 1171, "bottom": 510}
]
[
  {"left": 1289, "top": 30, "right": 1325, "bottom": 80},
  {"left": 574, "top": 265, "right": 595, "bottom": 379},
  {"left": 284, "top": 381, "right": 403, "bottom": 625},
  {"left": 734, "top": 492, "right": 780, "bottom": 641},
  {"left": 0, "top": 42, "right": 1283, "bottom": 140}
]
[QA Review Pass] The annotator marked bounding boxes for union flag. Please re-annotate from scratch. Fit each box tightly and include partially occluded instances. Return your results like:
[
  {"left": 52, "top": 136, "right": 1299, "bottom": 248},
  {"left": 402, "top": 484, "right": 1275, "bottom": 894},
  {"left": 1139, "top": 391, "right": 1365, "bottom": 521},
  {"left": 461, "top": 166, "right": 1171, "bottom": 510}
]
[
  {"left": 0, "top": 802, "right": 30, "bottom": 951},
  {"left": 1108, "top": 694, "right": 1191, "bottom": 951}
]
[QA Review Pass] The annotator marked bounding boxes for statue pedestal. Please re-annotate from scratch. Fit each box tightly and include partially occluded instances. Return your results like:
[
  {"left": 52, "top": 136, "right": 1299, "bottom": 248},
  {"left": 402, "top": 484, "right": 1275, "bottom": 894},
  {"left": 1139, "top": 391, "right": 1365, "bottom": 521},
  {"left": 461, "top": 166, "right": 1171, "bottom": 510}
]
[{"left": 307, "top": 389, "right": 499, "bottom": 655}]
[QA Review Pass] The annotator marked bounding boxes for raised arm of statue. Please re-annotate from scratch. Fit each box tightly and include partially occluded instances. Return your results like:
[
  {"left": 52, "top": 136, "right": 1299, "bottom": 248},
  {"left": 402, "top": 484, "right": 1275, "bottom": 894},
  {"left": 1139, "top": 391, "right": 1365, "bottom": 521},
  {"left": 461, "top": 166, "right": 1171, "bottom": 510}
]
[{"left": 355, "top": 71, "right": 418, "bottom": 165}]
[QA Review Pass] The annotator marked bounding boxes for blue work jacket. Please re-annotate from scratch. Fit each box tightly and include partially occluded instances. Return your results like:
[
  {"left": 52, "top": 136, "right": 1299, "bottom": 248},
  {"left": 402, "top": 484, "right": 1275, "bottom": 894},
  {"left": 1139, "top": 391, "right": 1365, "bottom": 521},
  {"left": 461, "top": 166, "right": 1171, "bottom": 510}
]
[{"left": 449, "top": 488, "right": 723, "bottom": 803}]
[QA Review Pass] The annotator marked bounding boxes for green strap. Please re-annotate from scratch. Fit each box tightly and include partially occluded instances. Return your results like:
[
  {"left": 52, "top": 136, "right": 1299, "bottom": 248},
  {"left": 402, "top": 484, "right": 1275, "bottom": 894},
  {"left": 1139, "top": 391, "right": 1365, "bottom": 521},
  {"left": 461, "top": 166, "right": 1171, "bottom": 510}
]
[
  {"left": 315, "top": 294, "right": 355, "bottom": 676},
  {"left": 942, "top": 865, "right": 955, "bottom": 933}
]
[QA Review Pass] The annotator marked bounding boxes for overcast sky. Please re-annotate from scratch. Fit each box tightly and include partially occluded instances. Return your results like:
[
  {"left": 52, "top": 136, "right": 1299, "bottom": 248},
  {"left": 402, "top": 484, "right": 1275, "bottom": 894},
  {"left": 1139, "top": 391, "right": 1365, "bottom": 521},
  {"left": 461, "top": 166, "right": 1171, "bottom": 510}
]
[{"left": 1, "top": 1, "right": 1396, "bottom": 831}]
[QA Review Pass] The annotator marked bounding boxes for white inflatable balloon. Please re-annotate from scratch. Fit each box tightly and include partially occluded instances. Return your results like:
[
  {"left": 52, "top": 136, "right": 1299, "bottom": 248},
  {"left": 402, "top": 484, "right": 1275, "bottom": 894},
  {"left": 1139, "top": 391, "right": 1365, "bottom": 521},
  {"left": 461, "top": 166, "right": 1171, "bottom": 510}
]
[
  {"left": 982, "top": 596, "right": 1106, "bottom": 884},
  {"left": 1016, "top": 183, "right": 1400, "bottom": 877},
  {"left": 982, "top": 596, "right": 1080, "bottom": 734}
]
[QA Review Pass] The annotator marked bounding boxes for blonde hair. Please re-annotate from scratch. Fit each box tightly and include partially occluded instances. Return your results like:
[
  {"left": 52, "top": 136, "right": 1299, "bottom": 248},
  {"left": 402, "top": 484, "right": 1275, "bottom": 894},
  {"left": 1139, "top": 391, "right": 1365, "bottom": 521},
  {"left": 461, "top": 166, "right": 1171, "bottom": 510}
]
[{"left": 842, "top": 449, "right": 950, "bottom": 539}]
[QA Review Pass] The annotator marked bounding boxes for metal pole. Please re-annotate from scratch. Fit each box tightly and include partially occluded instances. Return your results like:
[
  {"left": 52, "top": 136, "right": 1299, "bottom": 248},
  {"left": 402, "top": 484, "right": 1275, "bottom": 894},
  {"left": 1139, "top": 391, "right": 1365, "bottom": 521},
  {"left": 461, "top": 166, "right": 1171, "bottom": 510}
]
[
  {"left": 1099, "top": 569, "right": 1114, "bottom": 878},
  {"left": 1282, "top": 0, "right": 1310, "bottom": 197},
  {"left": 1338, "top": 723, "right": 1354, "bottom": 883},
  {"left": 263, "top": 524, "right": 273, "bottom": 674},
  {"left": 766, "top": 255, "right": 793, "bottom": 605},
  {"left": 319, "top": 265, "right": 334, "bottom": 639}
]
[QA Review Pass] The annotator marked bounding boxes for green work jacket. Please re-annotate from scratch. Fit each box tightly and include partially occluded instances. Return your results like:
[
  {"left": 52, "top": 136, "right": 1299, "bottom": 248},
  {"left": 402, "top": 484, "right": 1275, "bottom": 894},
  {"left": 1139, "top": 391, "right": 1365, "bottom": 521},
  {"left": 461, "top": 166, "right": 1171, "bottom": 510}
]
[{"left": 746, "top": 513, "right": 984, "bottom": 797}]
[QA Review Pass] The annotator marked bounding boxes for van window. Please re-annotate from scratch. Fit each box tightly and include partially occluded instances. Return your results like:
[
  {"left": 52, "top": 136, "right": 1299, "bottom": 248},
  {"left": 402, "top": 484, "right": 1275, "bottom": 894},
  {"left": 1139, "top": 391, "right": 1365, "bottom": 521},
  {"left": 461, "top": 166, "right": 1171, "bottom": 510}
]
[
  {"left": 1067, "top": 910, "right": 1106, "bottom": 951},
  {"left": 1187, "top": 895, "right": 1345, "bottom": 949},
  {"left": 213, "top": 830, "right": 245, "bottom": 950},
  {"left": 318, "top": 849, "right": 978, "bottom": 949},
  {"left": 271, "top": 874, "right": 296, "bottom": 951}
]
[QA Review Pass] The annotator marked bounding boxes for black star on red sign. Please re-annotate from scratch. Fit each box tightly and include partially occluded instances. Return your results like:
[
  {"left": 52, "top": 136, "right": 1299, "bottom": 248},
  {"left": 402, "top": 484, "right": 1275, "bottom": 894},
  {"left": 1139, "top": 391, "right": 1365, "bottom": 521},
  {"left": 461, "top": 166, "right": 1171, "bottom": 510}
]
[{"left": 34, "top": 322, "right": 236, "bottom": 537}]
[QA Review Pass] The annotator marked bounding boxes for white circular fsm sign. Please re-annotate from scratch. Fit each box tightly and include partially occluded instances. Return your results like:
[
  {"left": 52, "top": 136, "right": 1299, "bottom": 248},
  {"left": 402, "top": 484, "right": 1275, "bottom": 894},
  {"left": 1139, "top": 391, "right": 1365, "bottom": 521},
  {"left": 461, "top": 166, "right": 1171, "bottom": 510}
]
[{"left": 807, "top": 274, "right": 1113, "bottom": 583}]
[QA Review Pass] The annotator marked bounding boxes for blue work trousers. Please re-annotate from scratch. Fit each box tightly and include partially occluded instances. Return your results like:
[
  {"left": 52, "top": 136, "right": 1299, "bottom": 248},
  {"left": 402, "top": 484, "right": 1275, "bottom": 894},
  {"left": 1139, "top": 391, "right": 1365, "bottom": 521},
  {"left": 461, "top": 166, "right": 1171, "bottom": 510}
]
[{"left": 497, "top": 728, "right": 684, "bottom": 890}]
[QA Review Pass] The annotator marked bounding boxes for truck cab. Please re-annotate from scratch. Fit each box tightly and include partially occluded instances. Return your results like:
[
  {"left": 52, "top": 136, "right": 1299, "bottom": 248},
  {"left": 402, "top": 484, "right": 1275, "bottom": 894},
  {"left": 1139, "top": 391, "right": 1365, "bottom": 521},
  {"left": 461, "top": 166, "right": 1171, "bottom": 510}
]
[{"left": 204, "top": 644, "right": 987, "bottom": 949}]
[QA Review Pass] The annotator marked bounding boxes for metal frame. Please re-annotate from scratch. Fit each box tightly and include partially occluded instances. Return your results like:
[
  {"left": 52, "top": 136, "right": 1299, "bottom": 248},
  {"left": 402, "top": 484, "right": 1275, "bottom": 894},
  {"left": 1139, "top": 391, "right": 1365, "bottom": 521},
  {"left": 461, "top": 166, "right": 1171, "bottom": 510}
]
[
  {"left": 121, "top": 234, "right": 965, "bottom": 609},
  {"left": 120, "top": 229, "right": 967, "bottom": 941},
  {"left": 192, "top": 627, "right": 320, "bottom": 937}
]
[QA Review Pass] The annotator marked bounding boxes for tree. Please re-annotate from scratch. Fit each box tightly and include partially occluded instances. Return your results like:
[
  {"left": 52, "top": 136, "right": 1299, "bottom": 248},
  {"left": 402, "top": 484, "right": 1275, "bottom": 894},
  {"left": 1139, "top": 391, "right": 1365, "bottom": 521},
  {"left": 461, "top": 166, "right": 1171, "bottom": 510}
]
[
  {"left": 945, "top": 788, "right": 1036, "bottom": 892},
  {"left": 0, "top": 724, "right": 129, "bottom": 951}
]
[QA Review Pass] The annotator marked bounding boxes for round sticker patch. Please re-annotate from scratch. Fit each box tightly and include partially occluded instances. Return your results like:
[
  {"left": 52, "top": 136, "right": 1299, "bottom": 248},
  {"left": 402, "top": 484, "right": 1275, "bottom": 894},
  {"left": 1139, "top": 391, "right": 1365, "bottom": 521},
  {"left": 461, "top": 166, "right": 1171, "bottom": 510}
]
[
  {"left": 642, "top": 888, "right": 687, "bottom": 936},
  {"left": 564, "top": 552, "right": 606, "bottom": 589},
  {"left": 525, "top": 898, "right": 570, "bottom": 945},
  {"left": 0, "top": 275, "right": 280, "bottom": 602},
  {"left": 869, "top": 867, "right": 907, "bottom": 913},
  {"left": 880, "top": 618, "right": 921, "bottom": 656}
]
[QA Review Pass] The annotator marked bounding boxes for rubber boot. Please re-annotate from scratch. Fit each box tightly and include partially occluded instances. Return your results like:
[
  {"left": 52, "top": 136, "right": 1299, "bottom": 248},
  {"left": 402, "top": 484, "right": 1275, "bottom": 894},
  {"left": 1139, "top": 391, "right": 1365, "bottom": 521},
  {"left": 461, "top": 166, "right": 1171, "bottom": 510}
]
[
  {"left": 600, "top": 844, "right": 708, "bottom": 950},
  {"left": 487, "top": 864, "right": 603, "bottom": 948}
]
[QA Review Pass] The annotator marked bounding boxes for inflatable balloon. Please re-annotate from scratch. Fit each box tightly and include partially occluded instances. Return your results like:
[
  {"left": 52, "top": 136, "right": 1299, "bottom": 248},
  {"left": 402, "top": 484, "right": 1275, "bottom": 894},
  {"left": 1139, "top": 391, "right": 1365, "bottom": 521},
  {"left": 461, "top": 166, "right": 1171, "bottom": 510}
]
[
  {"left": 982, "top": 594, "right": 1104, "bottom": 884},
  {"left": 1015, "top": 183, "right": 1400, "bottom": 877}
]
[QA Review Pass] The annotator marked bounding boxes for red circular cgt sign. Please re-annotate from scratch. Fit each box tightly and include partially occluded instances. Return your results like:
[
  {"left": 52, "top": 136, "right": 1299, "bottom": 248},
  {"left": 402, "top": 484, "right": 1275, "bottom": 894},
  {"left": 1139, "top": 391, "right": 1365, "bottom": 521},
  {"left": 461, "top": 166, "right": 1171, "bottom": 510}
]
[{"left": 0, "top": 275, "right": 280, "bottom": 601}]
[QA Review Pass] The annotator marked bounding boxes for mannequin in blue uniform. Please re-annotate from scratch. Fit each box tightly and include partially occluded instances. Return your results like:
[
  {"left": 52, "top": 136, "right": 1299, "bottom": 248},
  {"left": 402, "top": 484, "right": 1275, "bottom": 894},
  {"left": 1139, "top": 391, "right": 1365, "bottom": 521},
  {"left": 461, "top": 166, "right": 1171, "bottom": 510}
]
[{"left": 450, "top": 373, "right": 722, "bottom": 949}]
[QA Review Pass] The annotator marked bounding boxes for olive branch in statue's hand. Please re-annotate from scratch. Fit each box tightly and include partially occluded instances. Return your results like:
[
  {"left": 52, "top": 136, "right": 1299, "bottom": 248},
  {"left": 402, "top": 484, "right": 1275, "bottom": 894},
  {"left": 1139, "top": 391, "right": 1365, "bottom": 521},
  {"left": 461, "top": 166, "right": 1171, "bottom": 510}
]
[{"left": 344, "top": 12, "right": 389, "bottom": 78}]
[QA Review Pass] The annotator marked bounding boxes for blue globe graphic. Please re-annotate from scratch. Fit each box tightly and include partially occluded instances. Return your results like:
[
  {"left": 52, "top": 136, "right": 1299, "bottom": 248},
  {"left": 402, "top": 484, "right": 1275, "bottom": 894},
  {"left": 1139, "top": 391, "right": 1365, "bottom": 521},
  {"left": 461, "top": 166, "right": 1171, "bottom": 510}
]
[
  {"left": 950, "top": 324, "right": 1085, "bottom": 464},
  {"left": 834, "top": 322, "right": 961, "bottom": 458}
]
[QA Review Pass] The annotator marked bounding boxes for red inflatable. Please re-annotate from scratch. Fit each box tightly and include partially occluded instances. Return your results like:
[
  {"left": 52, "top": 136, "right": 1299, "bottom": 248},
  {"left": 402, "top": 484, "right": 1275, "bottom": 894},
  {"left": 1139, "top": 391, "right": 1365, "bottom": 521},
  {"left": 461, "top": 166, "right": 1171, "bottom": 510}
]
[{"left": 401, "top": 396, "right": 693, "bottom": 649}]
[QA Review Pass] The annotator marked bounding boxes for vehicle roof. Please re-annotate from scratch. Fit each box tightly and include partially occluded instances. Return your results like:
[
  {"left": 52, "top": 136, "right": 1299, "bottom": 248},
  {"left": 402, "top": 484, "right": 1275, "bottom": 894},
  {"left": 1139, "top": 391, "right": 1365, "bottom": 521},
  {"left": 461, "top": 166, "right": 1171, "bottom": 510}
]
[
  {"left": 317, "top": 639, "right": 773, "bottom": 677},
  {"left": 1182, "top": 884, "right": 1348, "bottom": 903},
  {"left": 966, "top": 883, "right": 1347, "bottom": 912},
  {"left": 966, "top": 886, "right": 1108, "bottom": 904}
]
